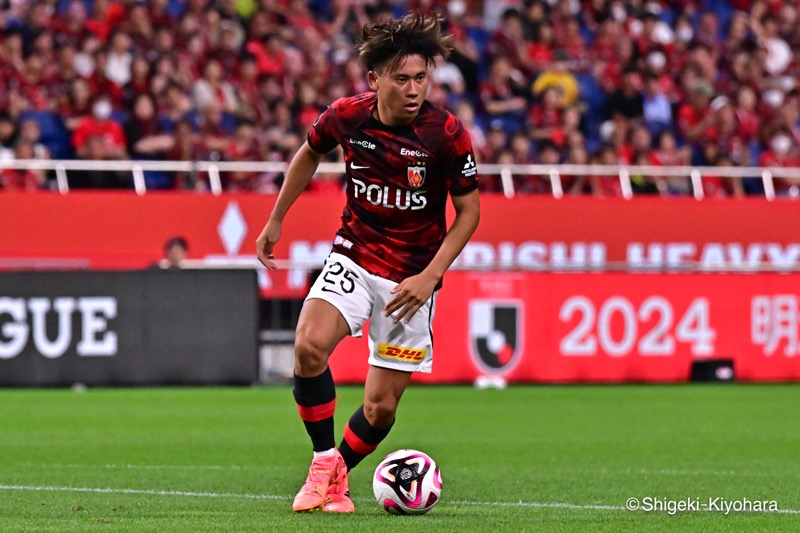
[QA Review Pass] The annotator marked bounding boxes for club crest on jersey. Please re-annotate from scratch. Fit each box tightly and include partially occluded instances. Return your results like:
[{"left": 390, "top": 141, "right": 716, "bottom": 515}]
[{"left": 407, "top": 166, "right": 426, "bottom": 188}]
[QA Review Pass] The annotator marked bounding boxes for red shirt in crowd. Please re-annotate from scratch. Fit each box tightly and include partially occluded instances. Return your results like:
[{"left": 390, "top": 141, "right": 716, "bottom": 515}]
[{"left": 72, "top": 117, "right": 126, "bottom": 151}]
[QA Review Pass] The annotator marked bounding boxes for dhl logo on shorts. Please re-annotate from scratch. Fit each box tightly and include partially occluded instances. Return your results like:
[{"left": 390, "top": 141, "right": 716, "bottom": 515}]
[{"left": 377, "top": 343, "right": 427, "bottom": 363}]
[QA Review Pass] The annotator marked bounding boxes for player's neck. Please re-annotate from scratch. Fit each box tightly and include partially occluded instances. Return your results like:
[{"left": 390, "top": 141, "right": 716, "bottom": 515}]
[{"left": 373, "top": 103, "right": 417, "bottom": 128}]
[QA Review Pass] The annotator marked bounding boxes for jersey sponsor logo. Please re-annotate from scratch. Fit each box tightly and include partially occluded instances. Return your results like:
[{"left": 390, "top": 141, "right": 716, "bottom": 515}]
[
  {"left": 377, "top": 342, "right": 427, "bottom": 363},
  {"left": 350, "top": 161, "right": 370, "bottom": 170},
  {"left": 348, "top": 138, "right": 376, "bottom": 150},
  {"left": 352, "top": 177, "right": 427, "bottom": 210},
  {"left": 461, "top": 153, "right": 477, "bottom": 177},
  {"left": 400, "top": 147, "right": 429, "bottom": 158},
  {"left": 407, "top": 166, "right": 426, "bottom": 188}
]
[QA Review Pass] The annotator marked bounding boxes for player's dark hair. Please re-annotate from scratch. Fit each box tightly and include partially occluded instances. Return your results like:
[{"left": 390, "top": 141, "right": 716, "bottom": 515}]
[{"left": 357, "top": 12, "right": 453, "bottom": 74}]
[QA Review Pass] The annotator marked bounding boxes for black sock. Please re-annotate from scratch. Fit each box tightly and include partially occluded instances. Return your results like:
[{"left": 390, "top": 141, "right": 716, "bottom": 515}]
[
  {"left": 339, "top": 404, "right": 393, "bottom": 471},
  {"left": 293, "top": 367, "right": 336, "bottom": 452}
]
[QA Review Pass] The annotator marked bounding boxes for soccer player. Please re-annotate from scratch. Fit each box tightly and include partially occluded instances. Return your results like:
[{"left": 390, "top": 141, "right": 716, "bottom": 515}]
[{"left": 255, "top": 13, "right": 480, "bottom": 513}]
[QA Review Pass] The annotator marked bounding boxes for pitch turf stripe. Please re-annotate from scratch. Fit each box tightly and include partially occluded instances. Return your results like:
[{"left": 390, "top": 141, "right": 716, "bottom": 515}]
[
  {"left": 20, "top": 463, "right": 261, "bottom": 471},
  {"left": 0, "top": 485, "right": 287, "bottom": 501},
  {"left": 25, "top": 463, "right": 797, "bottom": 479},
  {"left": 0, "top": 485, "right": 798, "bottom": 514}
]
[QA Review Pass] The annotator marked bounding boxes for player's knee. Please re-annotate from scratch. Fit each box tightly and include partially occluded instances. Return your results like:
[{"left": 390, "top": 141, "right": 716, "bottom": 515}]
[
  {"left": 363, "top": 399, "right": 396, "bottom": 428},
  {"left": 293, "top": 333, "right": 330, "bottom": 376}
]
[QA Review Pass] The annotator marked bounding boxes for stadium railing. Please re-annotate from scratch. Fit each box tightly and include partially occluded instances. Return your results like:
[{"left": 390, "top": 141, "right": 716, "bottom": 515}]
[{"left": 4, "top": 158, "right": 800, "bottom": 199}]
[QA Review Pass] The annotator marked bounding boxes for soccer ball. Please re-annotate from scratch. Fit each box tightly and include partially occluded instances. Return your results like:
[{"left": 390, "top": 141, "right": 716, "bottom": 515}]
[{"left": 373, "top": 449, "right": 442, "bottom": 515}]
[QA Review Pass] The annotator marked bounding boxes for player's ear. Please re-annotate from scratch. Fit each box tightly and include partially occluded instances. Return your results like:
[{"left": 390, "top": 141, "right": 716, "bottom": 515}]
[{"left": 368, "top": 70, "right": 379, "bottom": 92}]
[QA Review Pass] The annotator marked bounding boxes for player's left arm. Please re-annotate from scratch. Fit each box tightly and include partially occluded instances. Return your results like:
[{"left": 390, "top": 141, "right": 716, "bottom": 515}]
[{"left": 384, "top": 189, "right": 480, "bottom": 323}]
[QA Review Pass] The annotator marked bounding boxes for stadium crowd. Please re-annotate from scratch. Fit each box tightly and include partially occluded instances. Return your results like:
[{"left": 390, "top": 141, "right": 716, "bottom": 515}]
[{"left": 0, "top": 0, "right": 798, "bottom": 196}]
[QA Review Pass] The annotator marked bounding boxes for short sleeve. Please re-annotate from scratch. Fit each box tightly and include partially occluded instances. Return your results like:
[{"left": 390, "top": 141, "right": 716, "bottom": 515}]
[
  {"left": 306, "top": 104, "right": 340, "bottom": 154},
  {"left": 441, "top": 114, "right": 479, "bottom": 196}
]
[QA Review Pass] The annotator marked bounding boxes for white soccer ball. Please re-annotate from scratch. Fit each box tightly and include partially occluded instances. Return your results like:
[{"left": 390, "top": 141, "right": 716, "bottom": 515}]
[{"left": 373, "top": 449, "right": 442, "bottom": 515}]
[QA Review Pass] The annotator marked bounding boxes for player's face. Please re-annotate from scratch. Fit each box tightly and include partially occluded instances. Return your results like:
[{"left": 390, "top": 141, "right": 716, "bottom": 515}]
[{"left": 369, "top": 54, "right": 430, "bottom": 126}]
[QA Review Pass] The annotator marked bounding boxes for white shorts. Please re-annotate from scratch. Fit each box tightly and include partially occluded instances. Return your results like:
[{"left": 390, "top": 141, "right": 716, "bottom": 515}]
[{"left": 305, "top": 252, "right": 437, "bottom": 373}]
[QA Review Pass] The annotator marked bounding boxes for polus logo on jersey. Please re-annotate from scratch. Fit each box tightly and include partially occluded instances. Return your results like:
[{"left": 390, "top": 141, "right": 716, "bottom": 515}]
[
  {"left": 407, "top": 166, "right": 426, "bottom": 188},
  {"left": 468, "top": 300, "right": 523, "bottom": 375}
]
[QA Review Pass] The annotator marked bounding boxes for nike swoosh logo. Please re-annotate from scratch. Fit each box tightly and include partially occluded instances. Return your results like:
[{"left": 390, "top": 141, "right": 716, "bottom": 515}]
[
  {"left": 320, "top": 286, "right": 342, "bottom": 296},
  {"left": 350, "top": 162, "right": 370, "bottom": 170}
]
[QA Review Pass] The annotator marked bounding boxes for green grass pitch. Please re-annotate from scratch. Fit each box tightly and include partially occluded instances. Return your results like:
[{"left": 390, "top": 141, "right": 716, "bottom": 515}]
[{"left": 1, "top": 384, "right": 798, "bottom": 532}]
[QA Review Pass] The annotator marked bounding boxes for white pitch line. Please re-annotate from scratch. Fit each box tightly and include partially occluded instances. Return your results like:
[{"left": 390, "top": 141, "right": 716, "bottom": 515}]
[{"left": 0, "top": 485, "right": 798, "bottom": 514}]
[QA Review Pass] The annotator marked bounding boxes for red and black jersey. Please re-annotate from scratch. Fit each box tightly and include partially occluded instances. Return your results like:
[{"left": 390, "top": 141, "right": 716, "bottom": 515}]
[{"left": 307, "top": 92, "right": 479, "bottom": 283}]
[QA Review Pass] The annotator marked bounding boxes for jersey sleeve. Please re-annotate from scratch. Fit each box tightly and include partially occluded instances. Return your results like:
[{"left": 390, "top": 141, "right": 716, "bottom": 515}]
[
  {"left": 441, "top": 114, "right": 479, "bottom": 196},
  {"left": 306, "top": 102, "right": 340, "bottom": 154}
]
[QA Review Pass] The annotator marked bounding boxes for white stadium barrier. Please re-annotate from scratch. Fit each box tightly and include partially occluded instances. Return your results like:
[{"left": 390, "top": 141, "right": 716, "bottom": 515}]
[{"left": 4, "top": 158, "right": 800, "bottom": 199}]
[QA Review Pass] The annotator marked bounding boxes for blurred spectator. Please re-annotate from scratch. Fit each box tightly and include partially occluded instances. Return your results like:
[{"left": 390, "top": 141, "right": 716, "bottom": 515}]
[
  {"left": 480, "top": 56, "right": 528, "bottom": 133},
  {"left": 642, "top": 72, "right": 672, "bottom": 135},
  {"left": 650, "top": 130, "right": 692, "bottom": 196},
  {"left": 68, "top": 134, "right": 130, "bottom": 189},
  {"left": 55, "top": 43, "right": 80, "bottom": 88},
  {"left": 702, "top": 152, "right": 745, "bottom": 198},
  {"left": 628, "top": 150, "right": 660, "bottom": 196},
  {"left": 232, "top": 53, "right": 262, "bottom": 123},
  {"left": 17, "top": 118, "right": 50, "bottom": 160},
  {"left": 158, "top": 83, "right": 193, "bottom": 133},
  {"left": 0, "top": 140, "right": 47, "bottom": 191},
  {"left": 85, "top": 0, "right": 126, "bottom": 42},
  {"left": 677, "top": 79, "right": 716, "bottom": 144},
  {"left": 53, "top": 1, "right": 89, "bottom": 49},
  {"left": 105, "top": 30, "right": 133, "bottom": 87},
  {"left": 188, "top": 101, "right": 235, "bottom": 157},
  {"left": 590, "top": 144, "right": 623, "bottom": 197},
  {"left": 712, "top": 98, "right": 750, "bottom": 166},
  {"left": 563, "top": 143, "right": 590, "bottom": 195},
  {"left": 164, "top": 119, "right": 207, "bottom": 190},
  {"left": 124, "top": 94, "right": 172, "bottom": 159},
  {"left": 71, "top": 95, "right": 126, "bottom": 159},
  {"left": 531, "top": 50, "right": 578, "bottom": 107},
  {"left": 294, "top": 81, "right": 325, "bottom": 135},
  {"left": 264, "top": 101, "right": 301, "bottom": 157},
  {"left": 518, "top": 140, "right": 556, "bottom": 195},
  {"left": 192, "top": 59, "right": 238, "bottom": 115},
  {"left": 124, "top": 3, "right": 154, "bottom": 51},
  {"left": 734, "top": 86, "right": 761, "bottom": 144},
  {"left": 59, "top": 78, "right": 95, "bottom": 131},
  {"left": 605, "top": 66, "right": 644, "bottom": 134},
  {"left": 122, "top": 55, "right": 152, "bottom": 108},
  {"left": 0, "top": 111, "right": 16, "bottom": 161},
  {"left": 224, "top": 121, "right": 264, "bottom": 192},
  {"left": 157, "top": 236, "right": 189, "bottom": 269},
  {"left": 11, "top": 52, "right": 56, "bottom": 112},
  {"left": 483, "top": 120, "right": 509, "bottom": 164},
  {"left": 487, "top": 8, "right": 529, "bottom": 72},
  {"left": 760, "top": 128, "right": 800, "bottom": 196},
  {"left": 526, "top": 21, "right": 555, "bottom": 73}
]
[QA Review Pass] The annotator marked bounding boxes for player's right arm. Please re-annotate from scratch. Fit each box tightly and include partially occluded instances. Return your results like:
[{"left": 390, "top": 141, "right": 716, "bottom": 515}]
[{"left": 256, "top": 141, "right": 323, "bottom": 269}]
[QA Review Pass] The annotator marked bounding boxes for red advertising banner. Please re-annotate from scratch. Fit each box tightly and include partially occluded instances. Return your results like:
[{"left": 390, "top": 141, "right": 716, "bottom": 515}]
[
  {"left": 1, "top": 192, "right": 799, "bottom": 382},
  {"left": 2, "top": 193, "right": 800, "bottom": 296},
  {"left": 330, "top": 272, "right": 800, "bottom": 383}
]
